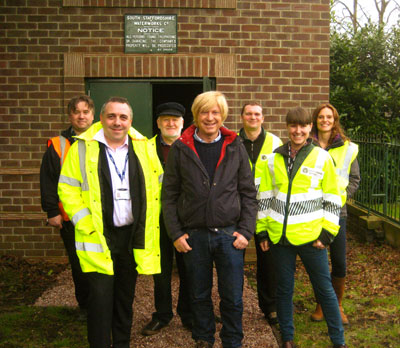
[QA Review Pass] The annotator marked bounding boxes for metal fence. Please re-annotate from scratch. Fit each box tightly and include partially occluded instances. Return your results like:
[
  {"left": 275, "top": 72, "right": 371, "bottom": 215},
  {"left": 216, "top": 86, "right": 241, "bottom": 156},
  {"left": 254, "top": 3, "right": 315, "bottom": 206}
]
[{"left": 351, "top": 135, "right": 400, "bottom": 223}]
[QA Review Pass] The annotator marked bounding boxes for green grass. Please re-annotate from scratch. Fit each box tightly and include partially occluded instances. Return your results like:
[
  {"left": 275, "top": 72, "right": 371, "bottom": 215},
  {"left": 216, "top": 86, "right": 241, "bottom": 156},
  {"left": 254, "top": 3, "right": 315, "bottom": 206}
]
[
  {"left": 291, "top": 271, "right": 400, "bottom": 347},
  {"left": 0, "top": 306, "right": 87, "bottom": 348},
  {"left": 245, "top": 234, "right": 400, "bottom": 347}
]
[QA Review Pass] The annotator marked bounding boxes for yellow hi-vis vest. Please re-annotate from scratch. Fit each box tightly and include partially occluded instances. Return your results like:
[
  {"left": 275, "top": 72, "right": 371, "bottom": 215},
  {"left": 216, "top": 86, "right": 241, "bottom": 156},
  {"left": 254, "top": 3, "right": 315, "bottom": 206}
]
[
  {"left": 256, "top": 145, "right": 342, "bottom": 246},
  {"left": 253, "top": 132, "right": 282, "bottom": 191},
  {"left": 58, "top": 122, "right": 163, "bottom": 275},
  {"left": 328, "top": 140, "right": 359, "bottom": 206}
]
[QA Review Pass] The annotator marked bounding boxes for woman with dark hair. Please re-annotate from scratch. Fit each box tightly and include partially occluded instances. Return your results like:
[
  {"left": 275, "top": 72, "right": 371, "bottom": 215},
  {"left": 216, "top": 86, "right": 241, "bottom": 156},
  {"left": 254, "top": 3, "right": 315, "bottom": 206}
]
[
  {"left": 310, "top": 103, "right": 360, "bottom": 325},
  {"left": 256, "top": 106, "right": 348, "bottom": 348}
]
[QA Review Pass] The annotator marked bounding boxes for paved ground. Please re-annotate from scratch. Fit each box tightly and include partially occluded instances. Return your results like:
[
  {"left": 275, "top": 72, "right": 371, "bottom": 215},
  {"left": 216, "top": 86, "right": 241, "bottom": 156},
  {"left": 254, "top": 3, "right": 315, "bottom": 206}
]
[{"left": 35, "top": 268, "right": 279, "bottom": 348}]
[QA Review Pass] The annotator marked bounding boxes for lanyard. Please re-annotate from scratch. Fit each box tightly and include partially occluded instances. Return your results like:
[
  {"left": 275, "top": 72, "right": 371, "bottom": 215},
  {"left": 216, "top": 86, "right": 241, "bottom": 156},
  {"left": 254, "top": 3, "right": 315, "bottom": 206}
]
[
  {"left": 107, "top": 149, "right": 129, "bottom": 183},
  {"left": 288, "top": 143, "right": 296, "bottom": 176}
]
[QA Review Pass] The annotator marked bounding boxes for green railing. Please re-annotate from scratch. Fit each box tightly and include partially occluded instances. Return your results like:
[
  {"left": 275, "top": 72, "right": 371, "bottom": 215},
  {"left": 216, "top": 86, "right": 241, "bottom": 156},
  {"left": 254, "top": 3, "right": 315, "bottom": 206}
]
[{"left": 351, "top": 135, "right": 400, "bottom": 223}]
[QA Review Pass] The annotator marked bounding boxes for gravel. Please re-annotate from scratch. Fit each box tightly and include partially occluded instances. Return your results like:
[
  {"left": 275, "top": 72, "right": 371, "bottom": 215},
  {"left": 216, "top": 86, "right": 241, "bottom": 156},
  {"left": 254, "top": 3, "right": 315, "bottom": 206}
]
[{"left": 35, "top": 268, "right": 279, "bottom": 348}]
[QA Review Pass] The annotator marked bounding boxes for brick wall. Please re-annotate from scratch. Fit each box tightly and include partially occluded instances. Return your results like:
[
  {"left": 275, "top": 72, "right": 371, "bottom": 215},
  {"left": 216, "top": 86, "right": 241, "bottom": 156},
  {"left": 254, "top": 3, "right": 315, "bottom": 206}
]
[{"left": 0, "top": 0, "right": 331, "bottom": 261}]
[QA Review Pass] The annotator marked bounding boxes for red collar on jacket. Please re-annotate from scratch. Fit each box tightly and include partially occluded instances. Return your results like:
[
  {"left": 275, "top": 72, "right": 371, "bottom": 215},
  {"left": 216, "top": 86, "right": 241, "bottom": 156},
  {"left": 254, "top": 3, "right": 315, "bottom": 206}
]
[{"left": 179, "top": 124, "right": 238, "bottom": 168}]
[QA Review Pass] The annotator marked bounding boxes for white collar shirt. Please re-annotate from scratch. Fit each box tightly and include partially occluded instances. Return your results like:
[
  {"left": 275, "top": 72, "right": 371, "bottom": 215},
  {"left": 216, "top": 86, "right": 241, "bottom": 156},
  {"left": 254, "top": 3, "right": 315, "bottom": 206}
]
[{"left": 93, "top": 129, "right": 134, "bottom": 227}]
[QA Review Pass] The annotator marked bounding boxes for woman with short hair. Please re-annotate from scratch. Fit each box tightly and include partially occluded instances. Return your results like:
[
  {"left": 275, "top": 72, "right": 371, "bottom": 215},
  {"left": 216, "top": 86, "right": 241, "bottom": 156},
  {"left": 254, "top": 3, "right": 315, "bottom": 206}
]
[{"left": 256, "top": 106, "right": 348, "bottom": 348}]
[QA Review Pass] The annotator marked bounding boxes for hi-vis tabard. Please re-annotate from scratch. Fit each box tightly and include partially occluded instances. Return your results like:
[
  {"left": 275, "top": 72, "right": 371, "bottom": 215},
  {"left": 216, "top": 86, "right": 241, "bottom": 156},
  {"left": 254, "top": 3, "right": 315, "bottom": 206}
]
[
  {"left": 256, "top": 146, "right": 342, "bottom": 246},
  {"left": 253, "top": 132, "right": 282, "bottom": 192},
  {"left": 48, "top": 136, "right": 71, "bottom": 221},
  {"left": 328, "top": 140, "right": 358, "bottom": 205},
  {"left": 58, "top": 122, "right": 163, "bottom": 276}
]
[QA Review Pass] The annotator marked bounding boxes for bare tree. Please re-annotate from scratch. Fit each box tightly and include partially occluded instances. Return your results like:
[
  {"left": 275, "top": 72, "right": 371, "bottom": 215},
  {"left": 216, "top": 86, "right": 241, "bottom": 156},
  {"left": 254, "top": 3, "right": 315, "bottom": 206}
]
[
  {"left": 374, "top": 0, "right": 400, "bottom": 27},
  {"left": 332, "top": 0, "right": 400, "bottom": 33},
  {"left": 332, "top": 0, "right": 360, "bottom": 33}
]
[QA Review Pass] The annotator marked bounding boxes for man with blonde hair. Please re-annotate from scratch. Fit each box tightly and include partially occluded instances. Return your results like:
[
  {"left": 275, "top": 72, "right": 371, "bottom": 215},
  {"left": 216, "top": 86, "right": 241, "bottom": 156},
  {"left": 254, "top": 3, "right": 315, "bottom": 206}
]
[{"left": 162, "top": 91, "right": 257, "bottom": 348}]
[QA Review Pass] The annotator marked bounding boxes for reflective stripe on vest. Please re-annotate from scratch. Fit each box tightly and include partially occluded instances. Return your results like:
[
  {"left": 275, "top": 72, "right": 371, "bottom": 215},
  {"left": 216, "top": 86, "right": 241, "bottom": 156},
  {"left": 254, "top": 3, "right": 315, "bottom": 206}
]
[
  {"left": 258, "top": 150, "right": 341, "bottom": 225},
  {"left": 75, "top": 241, "right": 104, "bottom": 253},
  {"left": 59, "top": 140, "right": 89, "bottom": 192},
  {"left": 78, "top": 140, "right": 89, "bottom": 192},
  {"left": 335, "top": 142, "right": 358, "bottom": 181},
  {"left": 71, "top": 207, "right": 91, "bottom": 226},
  {"left": 59, "top": 175, "right": 81, "bottom": 187},
  {"left": 49, "top": 135, "right": 70, "bottom": 167},
  {"left": 48, "top": 135, "right": 71, "bottom": 221}
]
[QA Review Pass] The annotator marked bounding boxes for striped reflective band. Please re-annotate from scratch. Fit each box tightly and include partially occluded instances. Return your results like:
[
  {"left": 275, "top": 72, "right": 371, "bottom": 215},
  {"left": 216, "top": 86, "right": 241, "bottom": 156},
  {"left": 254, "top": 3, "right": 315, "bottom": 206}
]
[
  {"left": 59, "top": 135, "right": 67, "bottom": 165},
  {"left": 259, "top": 188, "right": 323, "bottom": 202},
  {"left": 78, "top": 140, "right": 89, "bottom": 191},
  {"left": 72, "top": 207, "right": 91, "bottom": 226},
  {"left": 323, "top": 200, "right": 342, "bottom": 216},
  {"left": 75, "top": 241, "right": 104, "bottom": 253},
  {"left": 258, "top": 197, "right": 274, "bottom": 212},
  {"left": 336, "top": 142, "right": 357, "bottom": 180},
  {"left": 159, "top": 173, "right": 163, "bottom": 183},
  {"left": 268, "top": 196, "right": 324, "bottom": 216},
  {"left": 59, "top": 174, "right": 81, "bottom": 187}
]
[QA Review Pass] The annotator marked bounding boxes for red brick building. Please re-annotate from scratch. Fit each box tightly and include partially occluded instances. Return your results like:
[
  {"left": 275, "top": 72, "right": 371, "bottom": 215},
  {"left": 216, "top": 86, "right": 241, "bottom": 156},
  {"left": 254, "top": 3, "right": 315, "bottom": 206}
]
[{"left": 0, "top": 0, "right": 331, "bottom": 260}]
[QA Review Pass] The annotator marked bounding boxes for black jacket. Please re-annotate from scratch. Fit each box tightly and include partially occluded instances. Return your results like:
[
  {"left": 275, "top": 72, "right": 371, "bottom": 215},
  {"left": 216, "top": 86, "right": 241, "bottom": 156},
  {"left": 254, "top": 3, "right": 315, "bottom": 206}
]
[
  {"left": 161, "top": 125, "right": 257, "bottom": 242},
  {"left": 40, "top": 126, "right": 75, "bottom": 219}
]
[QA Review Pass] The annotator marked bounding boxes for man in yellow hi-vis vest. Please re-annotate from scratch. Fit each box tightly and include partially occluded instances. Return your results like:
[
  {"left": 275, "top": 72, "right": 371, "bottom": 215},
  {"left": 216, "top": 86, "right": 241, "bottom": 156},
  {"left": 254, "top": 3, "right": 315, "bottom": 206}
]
[
  {"left": 58, "top": 97, "right": 163, "bottom": 348},
  {"left": 238, "top": 102, "right": 282, "bottom": 326},
  {"left": 40, "top": 95, "right": 94, "bottom": 314}
]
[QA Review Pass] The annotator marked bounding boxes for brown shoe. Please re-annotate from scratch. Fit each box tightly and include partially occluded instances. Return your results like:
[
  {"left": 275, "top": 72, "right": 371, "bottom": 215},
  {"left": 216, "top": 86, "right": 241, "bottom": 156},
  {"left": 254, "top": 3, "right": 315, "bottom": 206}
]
[
  {"left": 332, "top": 276, "right": 349, "bottom": 325},
  {"left": 333, "top": 344, "right": 348, "bottom": 348},
  {"left": 282, "top": 341, "right": 296, "bottom": 348},
  {"left": 266, "top": 311, "right": 279, "bottom": 325},
  {"left": 310, "top": 303, "right": 324, "bottom": 322}
]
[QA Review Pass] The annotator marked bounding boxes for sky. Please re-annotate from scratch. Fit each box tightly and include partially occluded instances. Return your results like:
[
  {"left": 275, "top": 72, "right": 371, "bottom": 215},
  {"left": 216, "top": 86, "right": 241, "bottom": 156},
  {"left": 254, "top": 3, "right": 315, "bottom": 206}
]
[{"left": 333, "top": 0, "right": 400, "bottom": 27}]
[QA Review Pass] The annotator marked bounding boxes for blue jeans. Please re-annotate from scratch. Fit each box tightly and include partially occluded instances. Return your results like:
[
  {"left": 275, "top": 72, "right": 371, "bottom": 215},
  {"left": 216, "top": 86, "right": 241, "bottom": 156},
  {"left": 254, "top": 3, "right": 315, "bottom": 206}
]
[
  {"left": 271, "top": 243, "right": 345, "bottom": 346},
  {"left": 183, "top": 226, "right": 244, "bottom": 348}
]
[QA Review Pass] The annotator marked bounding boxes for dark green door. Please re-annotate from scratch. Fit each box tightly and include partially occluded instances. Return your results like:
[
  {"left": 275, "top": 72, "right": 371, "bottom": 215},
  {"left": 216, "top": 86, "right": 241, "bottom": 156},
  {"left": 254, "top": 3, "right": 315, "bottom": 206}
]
[
  {"left": 86, "top": 80, "right": 153, "bottom": 138},
  {"left": 86, "top": 78, "right": 214, "bottom": 138}
]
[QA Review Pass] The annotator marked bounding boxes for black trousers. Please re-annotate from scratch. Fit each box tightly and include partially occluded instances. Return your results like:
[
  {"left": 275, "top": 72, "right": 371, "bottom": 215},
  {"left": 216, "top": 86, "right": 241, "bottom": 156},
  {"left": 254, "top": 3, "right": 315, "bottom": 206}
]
[
  {"left": 60, "top": 220, "right": 89, "bottom": 309},
  {"left": 152, "top": 220, "right": 192, "bottom": 325},
  {"left": 254, "top": 234, "right": 277, "bottom": 316},
  {"left": 86, "top": 225, "right": 138, "bottom": 348}
]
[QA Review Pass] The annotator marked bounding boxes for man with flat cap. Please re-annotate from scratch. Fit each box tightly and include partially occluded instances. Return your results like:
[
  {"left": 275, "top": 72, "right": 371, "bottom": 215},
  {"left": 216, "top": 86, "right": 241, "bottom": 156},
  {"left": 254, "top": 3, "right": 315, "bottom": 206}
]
[{"left": 141, "top": 102, "right": 193, "bottom": 335}]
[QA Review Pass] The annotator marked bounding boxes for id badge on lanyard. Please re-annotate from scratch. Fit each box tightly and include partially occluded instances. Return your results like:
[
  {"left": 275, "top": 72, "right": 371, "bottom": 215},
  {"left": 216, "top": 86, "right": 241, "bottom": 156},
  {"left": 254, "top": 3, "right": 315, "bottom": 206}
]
[
  {"left": 115, "top": 187, "right": 130, "bottom": 200},
  {"left": 108, "top": 150, "right": 131, "bottom": 200}
]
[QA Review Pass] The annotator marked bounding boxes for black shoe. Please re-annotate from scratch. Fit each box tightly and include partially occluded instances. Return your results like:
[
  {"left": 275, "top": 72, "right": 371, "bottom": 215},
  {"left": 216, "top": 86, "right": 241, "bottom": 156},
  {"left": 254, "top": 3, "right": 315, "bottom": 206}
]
[
  {"left": 333, "top": 345, "right": 348, "bottom": 348},
  {"left": 141, "top": 319, "right": 167, "bottom": 336},
  {"left": 266, "top": 311, "right": 278, "bottom": 325},
  {"left": 195, "top": 340, "right": 213, "bottom": 348},
  {"left": 182, "top": 320, "right": 193, "bottom": 331}
]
